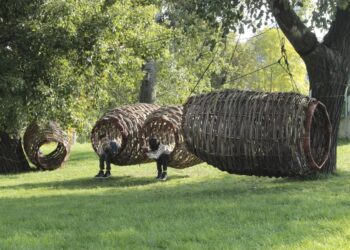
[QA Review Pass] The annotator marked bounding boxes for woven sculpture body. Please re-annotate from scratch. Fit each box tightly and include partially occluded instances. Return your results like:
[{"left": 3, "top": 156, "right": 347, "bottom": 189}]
[
  {"left": 140, "top": 106, "right": 202, "bottom": 169},
  {"left": 23, "top": 122, "right": 71, "bottom": 170},
  {"left": 182, "top": 89, "right": 332, "bottom": 177},
  {"left": 91, "top": 103, "right": 159, "bottom": 165}
]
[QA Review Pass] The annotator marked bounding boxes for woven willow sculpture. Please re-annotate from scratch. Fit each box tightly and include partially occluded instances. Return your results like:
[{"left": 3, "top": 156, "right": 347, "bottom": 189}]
[
  {"left": 140, "top": 106, "right": 202, "bottom": 169},
  {"left": 23, "top": 122, "right": 71, "bottom": 170},
  {"left": 91, "top": 103, "right": 159, "bottom": 165},
  {"left": 182, "top": 90, "right": 332, "bottom": 177}
]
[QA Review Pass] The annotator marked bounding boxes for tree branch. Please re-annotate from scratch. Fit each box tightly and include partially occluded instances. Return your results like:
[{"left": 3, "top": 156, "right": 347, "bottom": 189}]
[
  {"left": 269, "top": 0, "right": 319, "bottom": 57},
  {"left": 323, "top": 4, "right": 350, "bottom": 65}
]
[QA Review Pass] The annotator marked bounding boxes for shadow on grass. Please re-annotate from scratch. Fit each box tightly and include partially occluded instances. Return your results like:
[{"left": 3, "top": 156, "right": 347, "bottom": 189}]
[
  {"left": 0, "top": 167, "right": 39, "bottom": 177},
  {"left": 270, "top": 168, "right": 350, "bottom": 184},
  {"left": 1, "top": 172, "right": 350, "bottom": 249},
  {"left": 0, "top": 175, "right": 190, "bottom": 190},
  {"left": 338, "top": 139, "right": 350, "bottom": 146}
]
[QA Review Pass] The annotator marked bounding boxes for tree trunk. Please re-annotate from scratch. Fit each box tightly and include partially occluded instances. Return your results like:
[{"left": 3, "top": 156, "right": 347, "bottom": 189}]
[
  {"left": 139, "top": 59, "right": 157, "bottom": 103},
  {"left": 0, "top": 132, "right": 31, "bottom": 174},
  {"left": 270, "top": 1, "right": 350, "bottom": 173},
  {"left": 302, "top": 45, "right": 347, "bottom": 173}
]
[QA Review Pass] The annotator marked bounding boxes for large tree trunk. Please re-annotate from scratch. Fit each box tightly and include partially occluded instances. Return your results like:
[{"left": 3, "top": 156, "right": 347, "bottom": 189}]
[
  {"left": 139, "top": 59, "right": 157, "bottom": 103},
  {"left": 303, "top": 45, "right": 347, "bottom": 173},
  {"left": 271, "top": 0, "right": 350, "bottom": 173},
  {"left": 0, "top": 132, "right": 31, "bottom": 174}
]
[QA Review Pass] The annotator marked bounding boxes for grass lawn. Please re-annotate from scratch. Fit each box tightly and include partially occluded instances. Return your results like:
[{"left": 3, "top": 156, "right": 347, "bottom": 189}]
[{"left": 1, "top": 142, "right": 350, "bottom": 250}]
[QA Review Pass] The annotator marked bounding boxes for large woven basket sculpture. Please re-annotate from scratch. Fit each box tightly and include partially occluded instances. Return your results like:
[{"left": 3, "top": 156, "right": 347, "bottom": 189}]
[
  {"left": 140, "top": 106, "right": 202, "bottom": 169},
  {"left": 182, "top": 89, "right": 332, "bottom": 177},
  {"left": 91, "top": 103, "right": 159, "bottom": 165},
  {"left": 23, "top": 122, "right": 71, "bottom": 170}
]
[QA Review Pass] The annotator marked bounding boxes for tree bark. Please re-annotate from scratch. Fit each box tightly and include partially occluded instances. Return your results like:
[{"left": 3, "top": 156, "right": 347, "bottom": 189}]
[
  {"left": 270, "top": 0, "right": 350, "bottom": 173},
  {"left": 139, "top": 59, "right": 157, "bottom": 103},
  {"left": 303, "top": 45, "right": 347, "bottom": 173},
  {"left": 0, "top": 132, "right": 31, "bottom": 174}
]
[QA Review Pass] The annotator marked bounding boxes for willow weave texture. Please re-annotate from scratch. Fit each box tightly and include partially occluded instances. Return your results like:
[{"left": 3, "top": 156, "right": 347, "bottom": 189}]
[
  {"left": 91, "top": 103, "right": 159, "bottom": 165},
  {"left": 182, "top": 89, "right": 332, "bottom": 177},
  {"left": 23, "top": 122, "right": 71, "bottom": 170},
  {"left": 140, "top": 106, "right": 202, "bottom": 168}
]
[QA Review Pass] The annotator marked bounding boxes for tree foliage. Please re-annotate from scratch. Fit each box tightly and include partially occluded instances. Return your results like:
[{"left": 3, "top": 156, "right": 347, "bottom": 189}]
[
  {"left": 0, "top": 0, "right": 170, "bottom": 134},
  {"left": 162, "top": 0, "right": 349, "bottom": 33},
  {"left": 155, "top": 26, "right": 309, "bottom": 105},
  {"left": 224, "top": 29, "right": 309, "bottom": 93}
]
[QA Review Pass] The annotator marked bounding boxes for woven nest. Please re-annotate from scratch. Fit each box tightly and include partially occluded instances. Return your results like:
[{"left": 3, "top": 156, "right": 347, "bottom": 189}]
[
  {"left": 23, "top": 122, "right": 71, "bottom": 170},
  {"left": 91, "top": 103, "right": 160, "bottom": 165},
  {"left": 140, "top": 106, "right": 202, "bottom": 169},
  {"left": 182, "top": 89, "right": 332, "bottom": 177}
]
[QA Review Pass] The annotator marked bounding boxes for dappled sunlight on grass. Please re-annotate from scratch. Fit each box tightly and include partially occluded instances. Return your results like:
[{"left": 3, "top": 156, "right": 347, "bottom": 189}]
[{"left": 0, "top": 142, "right": 350, "bottom": 249}]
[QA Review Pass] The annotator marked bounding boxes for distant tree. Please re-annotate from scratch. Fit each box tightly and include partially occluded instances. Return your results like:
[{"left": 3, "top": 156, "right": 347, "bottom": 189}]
[
  {"left": 222, "top": 28, "right": 309, "bottom": 93},
  {"left": 154, "top": 10, "right": 308, "bottom": 104},
  {"left": 139, "top": 59, "right": 157, "bottom": 103},
  {"left": 156, "top": 22, "right": 246, "bottom": 104}
]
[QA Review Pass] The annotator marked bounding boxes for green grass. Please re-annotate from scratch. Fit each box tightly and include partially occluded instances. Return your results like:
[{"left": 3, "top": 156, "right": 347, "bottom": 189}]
[
  {"left": 39, "top": 142, "right": 59, "bottom": 155},
  {"left": 1, "top": 142, "right": 350, "bottom": 250}
]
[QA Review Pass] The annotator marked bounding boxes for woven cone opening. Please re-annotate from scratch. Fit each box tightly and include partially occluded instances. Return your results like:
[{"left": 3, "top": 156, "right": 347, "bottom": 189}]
[
  {"left": 91, "top": 118, "right": 125, "bottom": 157},
  {"left": 91, "top": 103, "right": 159, "bottom": 166},
  {"left": 23, "top": 122, "right": 70, "bottom": 171},
  {"left": 36, "top": 141, "right": 68, "bottom": 170},
  {"left": 303, "top": 101, "right": 332, "bottom": 170},
  {"left": 142, "top": 119, "right": 177, "bottom": 150},
  {"left": 141, "top": 106, "right": 202, "bottom": 169}
]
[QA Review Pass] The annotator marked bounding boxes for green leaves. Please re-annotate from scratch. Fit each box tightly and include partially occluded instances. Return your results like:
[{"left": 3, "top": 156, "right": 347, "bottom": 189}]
[
  {"left": 0, "top": 0, "right": 170, "bottom": 134},
  {"left": 163, "top": 0, "right": 342, "bottom": 34}
]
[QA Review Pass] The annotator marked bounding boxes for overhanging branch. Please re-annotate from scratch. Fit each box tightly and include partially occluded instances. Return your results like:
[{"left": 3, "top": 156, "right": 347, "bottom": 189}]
[
  {"left": 269, "top": 0, "right": 319, "bottom": 57},
  {"left": 323, "top": 5, "right": 350, "bottom": 66}
]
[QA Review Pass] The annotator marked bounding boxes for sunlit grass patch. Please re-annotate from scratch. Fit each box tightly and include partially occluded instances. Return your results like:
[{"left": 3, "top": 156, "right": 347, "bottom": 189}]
[{"left": 0, "top": 141, "right": 349, "bottom": 249}]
